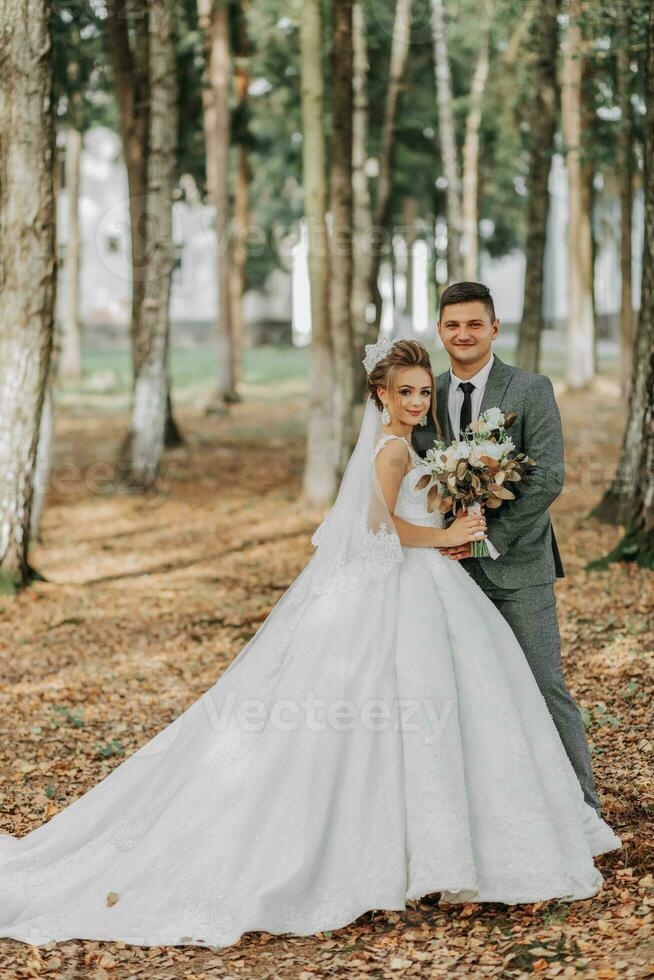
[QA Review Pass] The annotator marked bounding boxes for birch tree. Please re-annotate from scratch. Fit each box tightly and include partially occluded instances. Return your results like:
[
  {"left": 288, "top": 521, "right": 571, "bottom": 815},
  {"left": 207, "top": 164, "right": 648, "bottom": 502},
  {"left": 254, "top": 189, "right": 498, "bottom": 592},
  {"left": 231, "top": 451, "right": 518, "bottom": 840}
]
[
  {"left": 30, "top": 385, "right": 55, "bottom": 544},
  {"left": 106, "top": 0, "right": 150, "bottom": 377},
  {"left": 106, "top": 0, "right": 182, "bottom": 446},
  {"left": 230, "top": 0, "right": 252, "bottom": 392},
  {"left": 60, "top": 94, "right": 83, "bottom": 382},
  {"left": 431, "top": 0, "right": 463, "bottom": 282},
  {"left": 0, "top": 0, "right": 56, "bottom": 591},
  {"left": 368, "top": 0, "right": 412, "bottom": 337},
  {"left": 197, "top": 0, "right": 237, "bottom": 411},
  {"left": 60, "top": 124, "right": 82, "bottom": 381},
  {"left": 617, "top": 5, "right": 634, "bottom": 397},
  {"left": 561, "top": 0, "right": 595, "bottom": 389},
  {"left": 592, "top": 2, "right": 654, "bottom": 543},
  {"left": 351, "top": 0, "right": 372, "bottom": 377},
  {"left": 403, "top": 195, "right": 418, "bottom": 318},
  {"left": 123, "top": 0, "right": 178, "bottom": 488},
  {"left": 461, "top": 11, "right": 491, "bottom": 281},
  {"left": 330, "top": 0, "right": 355, "bottom": 473},
  {"left": 516, "top": 0, "right": 561, "bottom": 372},
  {"left": 301, "top": 0, "right": 336, "bottom": 505}
]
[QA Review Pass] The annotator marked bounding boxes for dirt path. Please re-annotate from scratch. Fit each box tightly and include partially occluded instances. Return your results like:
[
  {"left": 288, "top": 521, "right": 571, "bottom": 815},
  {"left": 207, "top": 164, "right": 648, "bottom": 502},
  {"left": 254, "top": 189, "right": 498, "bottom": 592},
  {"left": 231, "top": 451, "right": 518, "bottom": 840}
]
[{"left": 0, "top": 388, "right": 651, "bottom": 978}]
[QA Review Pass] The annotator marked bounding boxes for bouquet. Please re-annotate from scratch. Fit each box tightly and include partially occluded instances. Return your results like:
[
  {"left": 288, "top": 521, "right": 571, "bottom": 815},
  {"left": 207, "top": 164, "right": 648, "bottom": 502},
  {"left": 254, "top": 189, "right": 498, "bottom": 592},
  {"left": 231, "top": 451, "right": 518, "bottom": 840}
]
[{"left": 416, "top": 407, "right": 535, "bottom": 557}]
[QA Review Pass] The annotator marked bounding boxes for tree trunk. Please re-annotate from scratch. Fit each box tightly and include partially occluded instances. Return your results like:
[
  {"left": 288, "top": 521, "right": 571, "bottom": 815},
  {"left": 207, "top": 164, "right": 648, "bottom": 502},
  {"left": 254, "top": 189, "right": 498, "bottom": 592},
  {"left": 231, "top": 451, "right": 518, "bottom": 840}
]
[
  {"left": 0, "top": 0, "right": 56, "bottom": 592},
  {"left": 107, "top": 1, "right": 183, "bottom": 448},
  {"left": 461, "top": 21, "right": 490, "bottom": 281},
  {"left": 229, "top": 141, "right": 248, "bottom": 393},
  {"left": 198, "top": 0, "right": 236, "bottom": 412},
  {"left": 30, "top": 380, "right": 54, "bottom": 545},
  {"left": 230, "top": 5, "right": 251, "bottom": 394},
  {"left": 431, "top": 0, "right": 463, "bottom": 283},
  {"left": 164, "top": 387, "right": 184, "bottom": 446},
  {"left": 515, "top": 0, "right": 561, "bottom": 372},
  {"left": 592, "top": 4, "right": 654, "bottom": 537},
  {"left": 561, "top": 0, "right": 594, "bottom": 390},
  {"left": 403, "top": 195, "right": 418, "bottom": 318},
  {"left": 124, "top": 0, "right": 178, "bottom": 489},
  {"left": 617, "top": 7, "right": 634, "bottom": 398},
  {"left": 351, "top": 0, "right": 373, "bottom": 398},
  {"left": 581, "top": 52, "right": 599, "bottom": 378},
  {"left": 105, "top": 0, "right": 149, "bottom": 379},
  {"left": 369, "top": 0, "right": 413, "bottom": 338},
  {"left": 330, "top": 0, "right": 355, "bottom": 473},
  {"left": 60, "top": 120, "right": 83, "bottom": 382},
  {"left": 582, "top": 142, "right": 598, "bottom": 378},
  {"left": 300, "top": 0, "right": 336, "bottom": 506}
]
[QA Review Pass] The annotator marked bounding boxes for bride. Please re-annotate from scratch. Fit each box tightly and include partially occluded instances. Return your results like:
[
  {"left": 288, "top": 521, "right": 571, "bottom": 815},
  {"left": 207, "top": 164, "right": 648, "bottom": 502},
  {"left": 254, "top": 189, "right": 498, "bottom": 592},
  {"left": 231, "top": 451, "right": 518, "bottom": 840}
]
[{"left": 0, "top": 339, "right": 620, "bottom": 949}]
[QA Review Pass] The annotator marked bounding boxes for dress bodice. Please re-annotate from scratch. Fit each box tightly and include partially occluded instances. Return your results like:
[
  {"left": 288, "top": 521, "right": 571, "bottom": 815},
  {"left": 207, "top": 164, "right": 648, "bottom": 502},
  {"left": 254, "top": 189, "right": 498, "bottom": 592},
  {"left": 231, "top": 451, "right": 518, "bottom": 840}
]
[{"left": 374, "top": 435, "right": 443, "bottom": 530}]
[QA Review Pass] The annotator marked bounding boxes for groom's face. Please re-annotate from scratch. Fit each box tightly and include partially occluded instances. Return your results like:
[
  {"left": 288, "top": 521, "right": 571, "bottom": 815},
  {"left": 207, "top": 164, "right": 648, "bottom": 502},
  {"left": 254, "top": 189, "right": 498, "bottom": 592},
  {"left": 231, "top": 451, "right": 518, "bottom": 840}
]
[{"left": 438, "top": 301, "right": 499, "bottom": 368}]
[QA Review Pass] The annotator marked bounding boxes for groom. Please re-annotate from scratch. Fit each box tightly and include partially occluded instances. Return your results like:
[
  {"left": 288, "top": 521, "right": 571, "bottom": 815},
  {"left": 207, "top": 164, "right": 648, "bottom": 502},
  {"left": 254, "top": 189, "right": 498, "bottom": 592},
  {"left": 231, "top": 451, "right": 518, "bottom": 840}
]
[{"left": 412, "top": 280, "right": 603, "bottom": 817}]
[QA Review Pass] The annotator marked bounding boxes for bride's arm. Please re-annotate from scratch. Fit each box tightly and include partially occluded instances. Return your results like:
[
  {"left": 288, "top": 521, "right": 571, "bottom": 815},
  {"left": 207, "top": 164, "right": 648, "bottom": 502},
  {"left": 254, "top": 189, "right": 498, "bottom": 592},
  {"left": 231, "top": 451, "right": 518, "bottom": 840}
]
[
  {"left": 374, "top": 442, "right": 486, "bottom": 548},
  {"left": 392, "top": 512, "right": 486, "bottom": 549}
]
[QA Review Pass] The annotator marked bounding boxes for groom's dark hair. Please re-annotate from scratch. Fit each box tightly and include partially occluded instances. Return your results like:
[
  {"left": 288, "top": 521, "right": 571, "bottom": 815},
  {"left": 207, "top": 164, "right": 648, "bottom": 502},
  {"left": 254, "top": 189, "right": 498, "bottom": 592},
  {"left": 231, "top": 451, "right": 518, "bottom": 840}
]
[{"left": 439, "top": 281, "right": 496, "bottom": 323}]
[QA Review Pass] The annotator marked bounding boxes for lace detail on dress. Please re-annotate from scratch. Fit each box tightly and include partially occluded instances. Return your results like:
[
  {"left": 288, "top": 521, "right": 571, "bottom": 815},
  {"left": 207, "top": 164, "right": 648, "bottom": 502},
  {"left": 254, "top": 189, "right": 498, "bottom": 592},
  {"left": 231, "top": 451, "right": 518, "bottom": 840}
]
[
  {"left": 308, "top": 515, "right": 403, "bottom": 597},
  {"left": 307, "top": 431, "right": 407, "bottom": 598}
]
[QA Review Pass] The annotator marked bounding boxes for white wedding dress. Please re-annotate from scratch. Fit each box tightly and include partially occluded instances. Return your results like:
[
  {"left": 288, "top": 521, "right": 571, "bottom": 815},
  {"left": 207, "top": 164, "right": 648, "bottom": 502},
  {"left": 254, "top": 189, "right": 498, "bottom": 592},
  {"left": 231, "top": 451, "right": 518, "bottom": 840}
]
[{"left": 0, "top": 421, "right": 621, "bottom": 949}]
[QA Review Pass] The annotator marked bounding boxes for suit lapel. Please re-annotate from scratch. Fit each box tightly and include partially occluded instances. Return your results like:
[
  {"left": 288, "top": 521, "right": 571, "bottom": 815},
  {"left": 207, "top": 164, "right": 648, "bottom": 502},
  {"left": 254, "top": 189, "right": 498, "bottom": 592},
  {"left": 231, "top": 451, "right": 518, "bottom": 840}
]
[
  {"left": 435, "top": 370, "right": 452, "bottom": 442},
  {"left": 479, "top": 354, "right": 513, "bottom": 414}
]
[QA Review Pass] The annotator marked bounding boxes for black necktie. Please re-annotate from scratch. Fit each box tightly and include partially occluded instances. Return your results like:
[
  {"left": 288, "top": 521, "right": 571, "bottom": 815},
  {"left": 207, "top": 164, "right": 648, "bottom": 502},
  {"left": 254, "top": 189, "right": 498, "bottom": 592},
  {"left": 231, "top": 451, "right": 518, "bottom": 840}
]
[{"left": 458, "top": 381, "right": 475, "bottom": 438}]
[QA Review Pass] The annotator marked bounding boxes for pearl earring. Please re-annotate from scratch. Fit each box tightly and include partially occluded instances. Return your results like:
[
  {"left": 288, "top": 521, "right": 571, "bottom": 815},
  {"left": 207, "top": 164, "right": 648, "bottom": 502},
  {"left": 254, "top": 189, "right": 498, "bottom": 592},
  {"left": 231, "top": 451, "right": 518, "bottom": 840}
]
[{"left": 381, "top": 405, "right": 391, "bottom": 425}]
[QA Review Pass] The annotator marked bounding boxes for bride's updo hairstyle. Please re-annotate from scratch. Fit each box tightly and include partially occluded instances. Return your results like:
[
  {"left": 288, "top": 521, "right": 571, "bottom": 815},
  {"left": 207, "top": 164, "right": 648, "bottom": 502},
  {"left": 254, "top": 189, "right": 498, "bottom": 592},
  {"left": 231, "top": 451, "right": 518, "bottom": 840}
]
[{"left": 367, "top": 339, "right": 440, "bottom": 435}]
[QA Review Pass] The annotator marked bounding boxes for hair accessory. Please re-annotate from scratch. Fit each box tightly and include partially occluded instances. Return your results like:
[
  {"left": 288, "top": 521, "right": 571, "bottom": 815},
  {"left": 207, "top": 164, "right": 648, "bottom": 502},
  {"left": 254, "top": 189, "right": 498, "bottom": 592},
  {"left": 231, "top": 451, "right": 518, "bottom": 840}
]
[{"left": 362, "top": 336, "right": 398, "bottom": 375}]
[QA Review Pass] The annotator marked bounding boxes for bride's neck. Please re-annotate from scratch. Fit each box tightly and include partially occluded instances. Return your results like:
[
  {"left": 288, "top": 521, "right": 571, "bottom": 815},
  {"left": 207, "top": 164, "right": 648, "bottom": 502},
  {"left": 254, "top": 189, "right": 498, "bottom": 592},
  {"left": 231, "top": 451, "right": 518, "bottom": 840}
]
[{"left": 383, "top": 422, "right": 412, "bottom": 439}]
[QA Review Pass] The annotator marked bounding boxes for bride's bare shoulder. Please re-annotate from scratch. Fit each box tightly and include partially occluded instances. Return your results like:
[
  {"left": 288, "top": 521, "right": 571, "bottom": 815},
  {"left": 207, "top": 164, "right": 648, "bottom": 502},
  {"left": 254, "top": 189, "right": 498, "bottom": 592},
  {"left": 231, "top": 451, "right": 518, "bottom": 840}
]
[{"left": 374, "top": 435, "right": 411, "bottom": 476}]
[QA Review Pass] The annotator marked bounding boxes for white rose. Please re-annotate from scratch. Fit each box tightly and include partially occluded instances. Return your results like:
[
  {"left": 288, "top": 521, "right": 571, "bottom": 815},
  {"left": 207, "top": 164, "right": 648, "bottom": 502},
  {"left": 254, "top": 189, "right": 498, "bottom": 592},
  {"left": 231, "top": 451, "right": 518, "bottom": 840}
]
[
  {"left": 470, "top": 439, "right": 505, "bottom": 467},
  {"left": 442, "top": 441, "right": 471, "bottom": 471},
  {"left": 481, "top": 407, "right": 505, "bottom": 430}
]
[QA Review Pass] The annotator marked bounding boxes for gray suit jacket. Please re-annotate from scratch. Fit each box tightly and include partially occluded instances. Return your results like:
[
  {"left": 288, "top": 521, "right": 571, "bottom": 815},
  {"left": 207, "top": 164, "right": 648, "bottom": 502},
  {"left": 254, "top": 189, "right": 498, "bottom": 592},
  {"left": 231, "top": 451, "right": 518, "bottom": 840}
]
[{"left": 412, "top": 354, "right": 565, "bottom": 589}]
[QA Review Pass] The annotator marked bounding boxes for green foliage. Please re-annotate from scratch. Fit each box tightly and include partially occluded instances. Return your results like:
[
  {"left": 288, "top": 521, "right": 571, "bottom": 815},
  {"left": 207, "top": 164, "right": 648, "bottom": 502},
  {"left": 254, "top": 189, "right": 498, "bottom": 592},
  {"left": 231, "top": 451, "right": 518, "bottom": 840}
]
[
  {"left": 573, "top": 0, "right": 650, "bottom": 177},
  {"left": 48, "top": 0, "right": 650, "bottom": 293},
  {"left": 244, "top": 4, "right": 304, "bottom": 288},
  {"left": 52, "top": 0, "right": 114, "bottom": 132},
  {"left": 175, "top": 0, "right": 206, "bottom": 189}
]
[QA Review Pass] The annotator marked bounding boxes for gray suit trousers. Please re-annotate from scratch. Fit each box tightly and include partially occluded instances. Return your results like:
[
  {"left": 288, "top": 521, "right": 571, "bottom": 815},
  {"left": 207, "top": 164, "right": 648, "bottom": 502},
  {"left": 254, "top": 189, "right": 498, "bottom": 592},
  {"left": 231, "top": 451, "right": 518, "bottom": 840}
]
[{"left": 463, "top": 559, "right": 602, "bottom": 816}]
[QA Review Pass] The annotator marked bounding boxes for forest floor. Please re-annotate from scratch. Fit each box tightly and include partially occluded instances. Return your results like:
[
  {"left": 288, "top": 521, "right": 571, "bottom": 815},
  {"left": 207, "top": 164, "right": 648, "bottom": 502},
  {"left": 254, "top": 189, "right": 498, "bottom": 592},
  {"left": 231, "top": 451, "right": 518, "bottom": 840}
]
[{"left": 0, "top": 381, "right": 652, "bottom": 979}]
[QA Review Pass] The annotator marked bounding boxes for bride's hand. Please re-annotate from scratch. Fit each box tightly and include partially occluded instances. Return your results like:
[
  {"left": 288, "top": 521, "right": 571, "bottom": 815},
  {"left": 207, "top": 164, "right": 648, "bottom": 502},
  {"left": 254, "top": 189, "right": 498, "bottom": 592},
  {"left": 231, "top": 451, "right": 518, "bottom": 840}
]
[{"left": 443, "top": 510, "right": 487, "bottom": 548}]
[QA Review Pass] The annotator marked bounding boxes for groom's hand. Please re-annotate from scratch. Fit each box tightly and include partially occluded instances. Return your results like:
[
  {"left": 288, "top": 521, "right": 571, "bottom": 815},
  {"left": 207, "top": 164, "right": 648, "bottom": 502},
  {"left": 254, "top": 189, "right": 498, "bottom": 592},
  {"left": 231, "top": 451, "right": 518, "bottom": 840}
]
[{"left": 439, "top": 543, "right": 472, "bottom": 560}]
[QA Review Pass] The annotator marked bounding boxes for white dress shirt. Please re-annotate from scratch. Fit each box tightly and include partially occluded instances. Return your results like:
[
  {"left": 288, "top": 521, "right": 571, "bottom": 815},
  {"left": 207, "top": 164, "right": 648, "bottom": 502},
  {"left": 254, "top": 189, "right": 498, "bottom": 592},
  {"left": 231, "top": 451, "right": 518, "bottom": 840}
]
[
  {"left": 447, "top": 353, "right": 500, "bottom": 560},
  {"left": 448, "top": 353, "right": 495, "bottom": 439}
]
